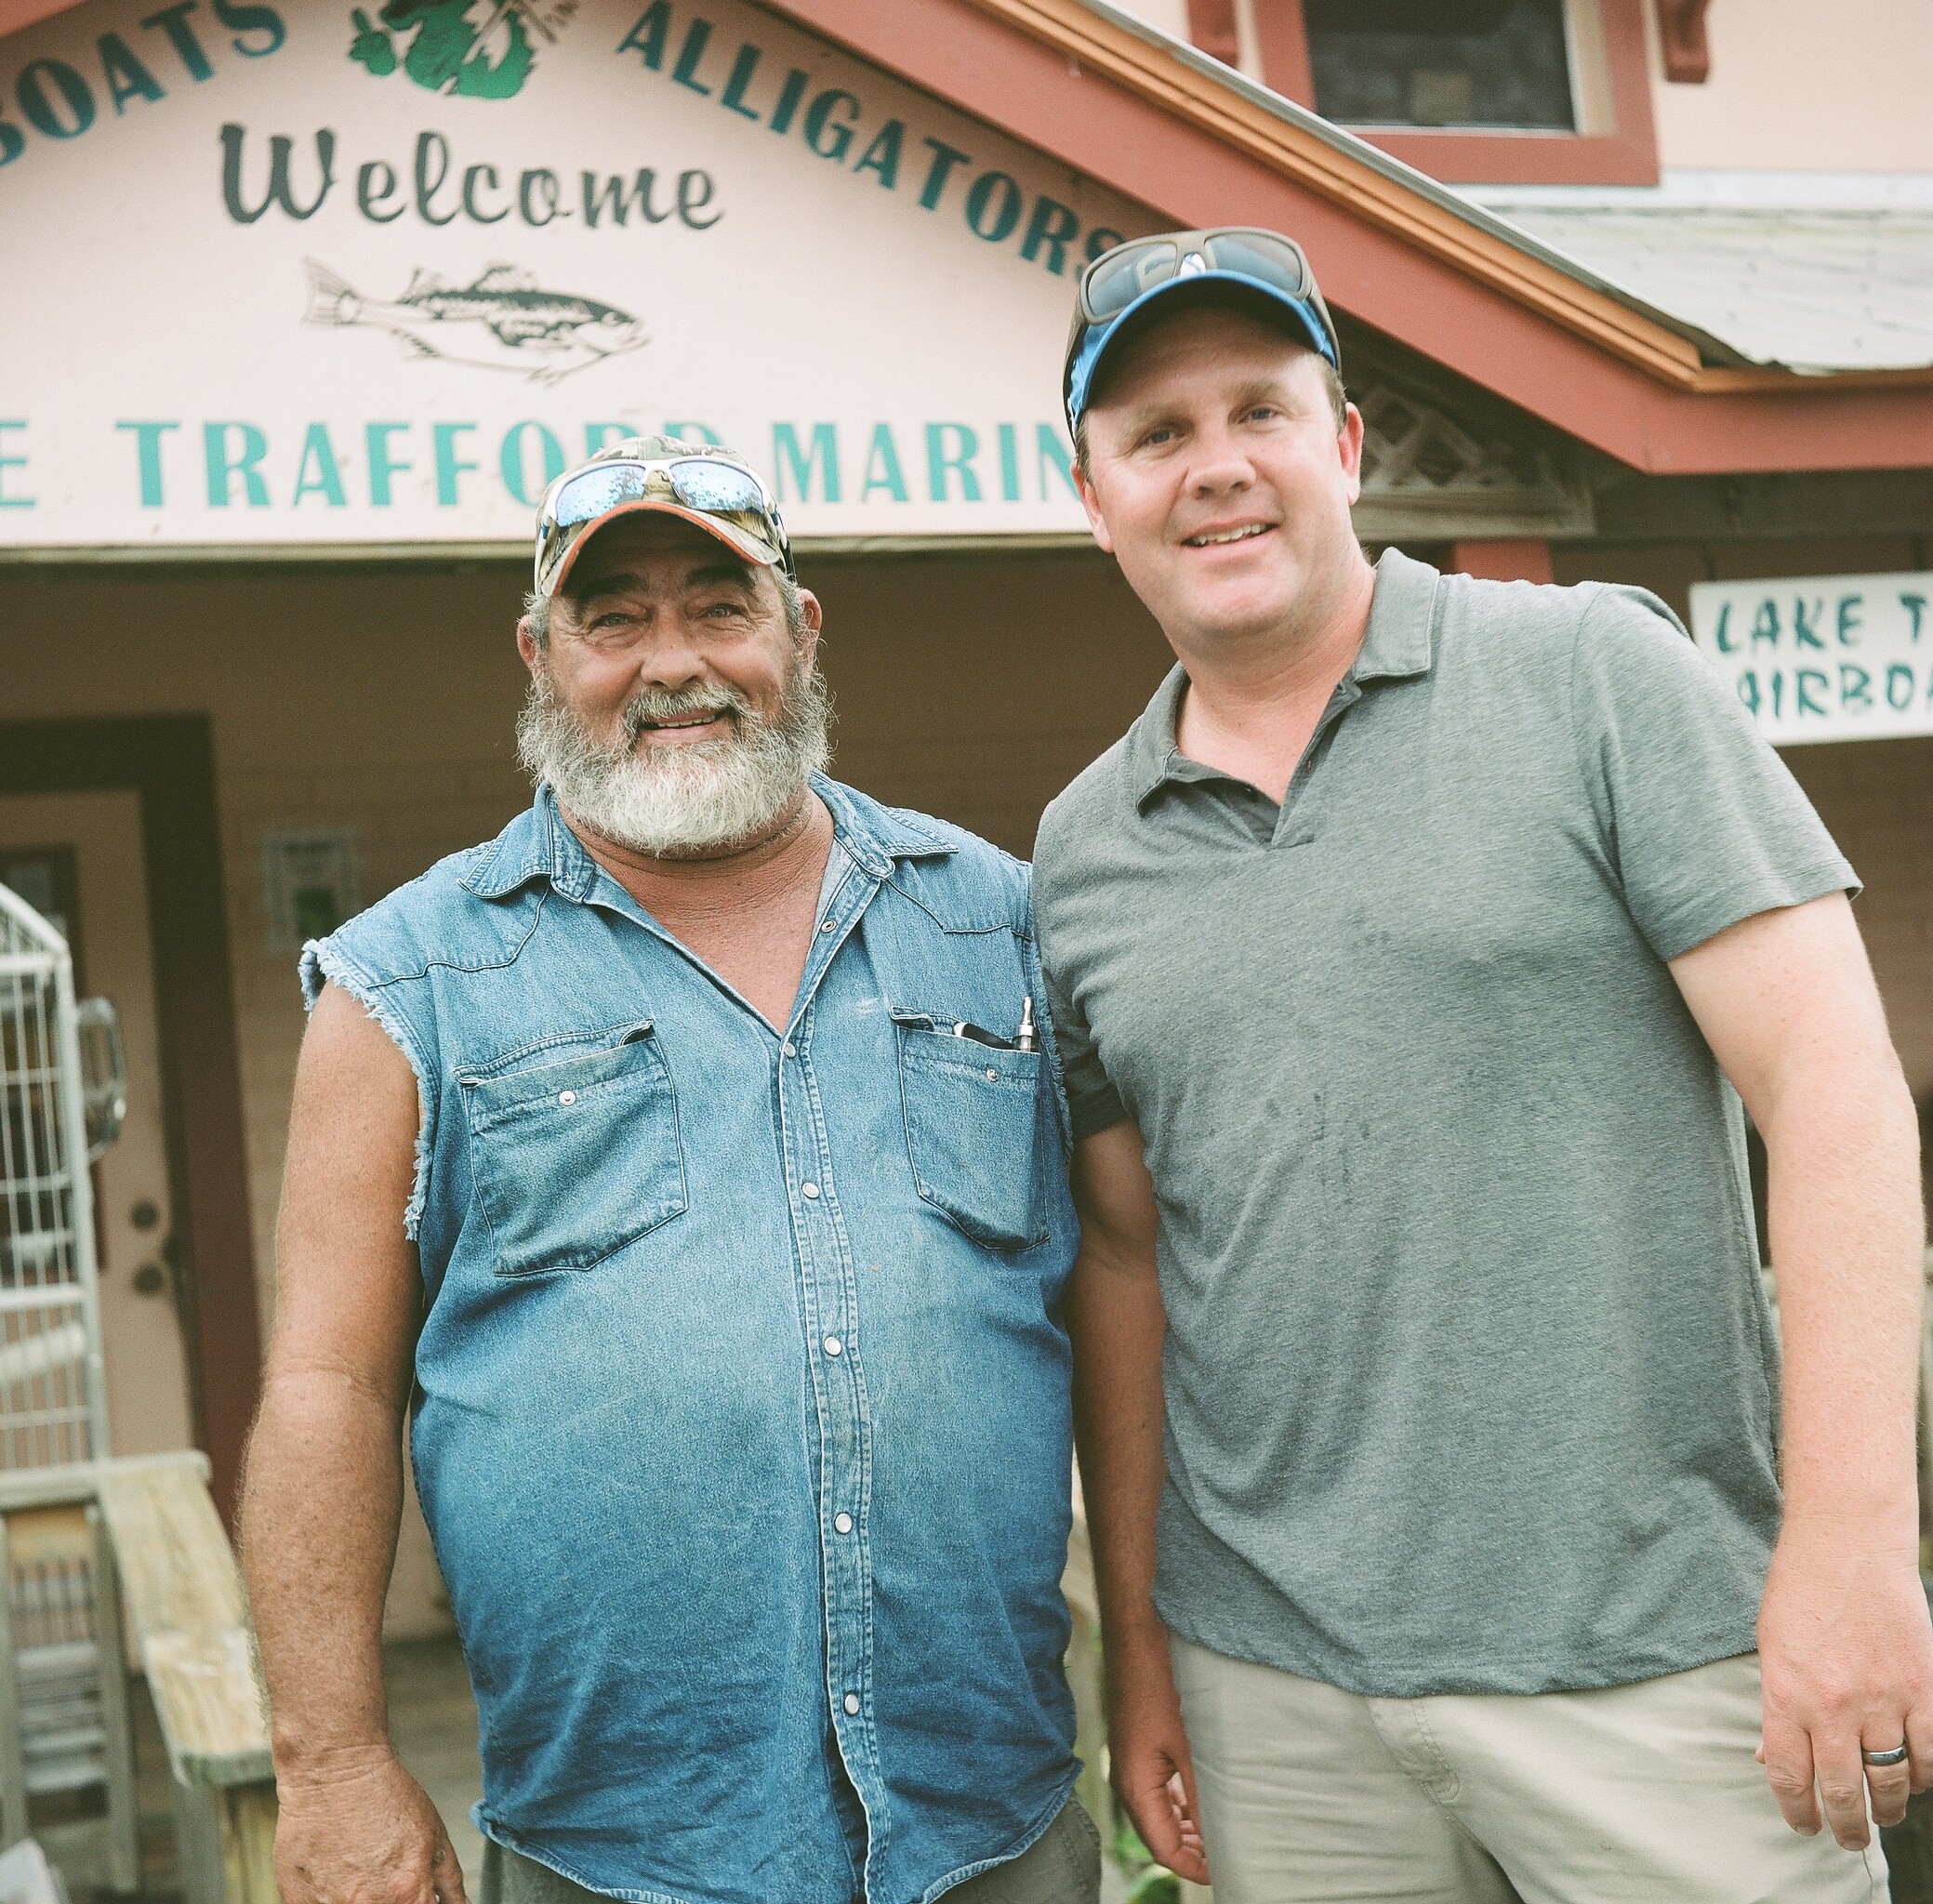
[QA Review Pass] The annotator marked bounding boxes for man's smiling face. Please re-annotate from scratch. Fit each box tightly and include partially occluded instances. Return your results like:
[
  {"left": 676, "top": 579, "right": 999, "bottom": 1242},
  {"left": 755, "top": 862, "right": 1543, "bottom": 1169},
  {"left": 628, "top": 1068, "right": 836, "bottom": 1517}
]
[
  {"left": 529, "top": 511, "right": 809, "bottom": 755},
  {"left": 514, "top": 512, "right": 831, "bottom": 859},
  {"left": 1076, "top": 302, "right": 1365, "bottom": 656}
]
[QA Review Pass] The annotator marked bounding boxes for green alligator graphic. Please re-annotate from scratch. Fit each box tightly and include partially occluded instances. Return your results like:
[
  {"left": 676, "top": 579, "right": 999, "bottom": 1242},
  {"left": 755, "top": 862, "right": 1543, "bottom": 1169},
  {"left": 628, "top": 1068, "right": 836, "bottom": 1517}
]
[{"left": 349, "top": 1, "right": 564, "bottom": 99}]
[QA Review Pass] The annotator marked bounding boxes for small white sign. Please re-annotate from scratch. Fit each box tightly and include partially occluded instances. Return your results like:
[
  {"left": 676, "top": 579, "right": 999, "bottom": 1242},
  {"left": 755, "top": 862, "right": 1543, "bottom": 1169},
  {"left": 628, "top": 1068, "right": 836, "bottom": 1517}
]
[
  {"left": 1689, "top": 572, "right": 1933, "bottom": 746},
  {"left": 263, "top": 828, "right": 358, "bottom": 951}
]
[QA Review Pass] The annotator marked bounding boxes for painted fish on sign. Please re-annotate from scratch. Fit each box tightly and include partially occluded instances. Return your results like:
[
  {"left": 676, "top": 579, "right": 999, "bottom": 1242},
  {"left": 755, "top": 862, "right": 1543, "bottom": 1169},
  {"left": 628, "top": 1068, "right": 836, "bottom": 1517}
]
[{"left": 304, "top": 260, "right": 647, "bottom": 381}]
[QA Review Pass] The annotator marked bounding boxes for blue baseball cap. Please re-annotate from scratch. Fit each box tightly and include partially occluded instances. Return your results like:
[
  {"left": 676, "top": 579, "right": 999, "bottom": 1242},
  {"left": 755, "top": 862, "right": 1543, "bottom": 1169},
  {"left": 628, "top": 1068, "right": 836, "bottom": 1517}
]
[{"left": 1064, "top": 228, "right": 1341, "bottom": 435}]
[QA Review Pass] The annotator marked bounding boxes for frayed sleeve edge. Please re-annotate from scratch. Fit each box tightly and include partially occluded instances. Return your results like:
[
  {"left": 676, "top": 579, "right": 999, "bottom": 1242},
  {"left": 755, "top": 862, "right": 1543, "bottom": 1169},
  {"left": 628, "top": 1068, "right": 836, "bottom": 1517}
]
[{"left": 299, "top": 938, "right": 434, "bottom": 1243}]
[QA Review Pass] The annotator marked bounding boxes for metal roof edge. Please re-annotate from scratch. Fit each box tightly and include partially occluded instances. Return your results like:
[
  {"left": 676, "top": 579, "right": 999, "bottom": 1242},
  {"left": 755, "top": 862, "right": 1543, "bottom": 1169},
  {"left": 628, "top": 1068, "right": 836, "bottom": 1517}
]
[{"left": 1468, "top": 167, "right": 1933, "bottom": 213}]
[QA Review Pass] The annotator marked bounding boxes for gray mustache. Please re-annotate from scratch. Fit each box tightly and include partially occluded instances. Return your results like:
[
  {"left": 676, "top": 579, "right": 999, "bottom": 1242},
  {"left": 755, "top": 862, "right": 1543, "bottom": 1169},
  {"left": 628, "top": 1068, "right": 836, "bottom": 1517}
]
[{"left": 623, "top": 683, "right": 753, "bottom": 745}]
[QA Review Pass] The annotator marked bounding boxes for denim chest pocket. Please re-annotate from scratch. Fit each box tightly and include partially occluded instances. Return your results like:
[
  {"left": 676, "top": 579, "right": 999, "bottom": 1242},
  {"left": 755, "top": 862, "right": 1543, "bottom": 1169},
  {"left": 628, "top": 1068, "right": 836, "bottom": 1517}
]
[
  {"left": 460, "top": 1025, "right": 687, "bottom": 1277},
  {"left": 894, "top": 1014, "right": 1047, "bottom": 1251}
]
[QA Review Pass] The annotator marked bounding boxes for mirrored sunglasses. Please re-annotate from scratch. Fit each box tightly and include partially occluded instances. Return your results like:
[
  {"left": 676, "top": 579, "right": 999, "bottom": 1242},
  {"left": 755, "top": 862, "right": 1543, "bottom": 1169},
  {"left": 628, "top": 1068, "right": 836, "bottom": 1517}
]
[
  {"left": 536, "top": 454, "right": 793, "bottom": 592},
  {"left": 1079, "top": 228, "right": 1328, "bottom": 341},
  {"left": 548, "top": 456, "right": 776, "bottom": 530}
]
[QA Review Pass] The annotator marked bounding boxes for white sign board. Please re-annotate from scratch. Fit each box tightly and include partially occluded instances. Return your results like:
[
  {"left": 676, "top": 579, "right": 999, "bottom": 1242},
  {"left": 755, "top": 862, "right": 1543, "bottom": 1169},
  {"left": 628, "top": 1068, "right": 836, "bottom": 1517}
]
[
  {"left": 1689, "top": 572, "right": 1933, "bottom": 747},
  {"left": 0, "top": 0, "right": 1154, "bottom": 549}
]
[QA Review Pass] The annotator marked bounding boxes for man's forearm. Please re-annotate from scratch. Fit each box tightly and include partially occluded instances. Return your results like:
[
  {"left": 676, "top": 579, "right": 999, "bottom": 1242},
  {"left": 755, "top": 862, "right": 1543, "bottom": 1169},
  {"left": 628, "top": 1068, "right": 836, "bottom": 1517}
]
[
  {"left": 1674, "top": 898, "right": 1933, "bottom": 1843},
  {"left": 241, "top": 1370, "right": 407, "bottom": 1776},
  {"left": 1764, "top": 1050, "right": 1924, "bottom": 1542},
  {"left": 1068, "top": 1245, "right": 1170, "bottom": 1660}
]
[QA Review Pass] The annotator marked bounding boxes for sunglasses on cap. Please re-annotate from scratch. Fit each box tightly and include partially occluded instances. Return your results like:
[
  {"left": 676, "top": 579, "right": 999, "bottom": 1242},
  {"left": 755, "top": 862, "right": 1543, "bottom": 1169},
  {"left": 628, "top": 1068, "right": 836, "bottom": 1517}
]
[
  {"left": 1064, "top": 227, "right": 1341, "bottom": 432},
  {"left": 1078, "top": 228, "right": 1336, "bottom": 351},
  {"left": 534, "top": 452, "right": 795, "bottom": 600}
]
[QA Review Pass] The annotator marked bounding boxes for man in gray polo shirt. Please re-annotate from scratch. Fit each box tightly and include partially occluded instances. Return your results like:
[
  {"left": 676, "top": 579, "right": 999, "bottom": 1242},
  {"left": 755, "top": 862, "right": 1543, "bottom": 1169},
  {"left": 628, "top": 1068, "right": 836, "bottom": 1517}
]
[{"left": 1037, "top": 229, "right": 1932, "bottom": 1899}]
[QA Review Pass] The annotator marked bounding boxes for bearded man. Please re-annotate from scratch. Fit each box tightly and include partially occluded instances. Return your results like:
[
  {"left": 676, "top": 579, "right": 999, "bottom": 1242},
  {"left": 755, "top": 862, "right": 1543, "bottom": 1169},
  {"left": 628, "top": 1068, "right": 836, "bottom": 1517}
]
[{"left": 240, "top": 438, "right": 1101, "bottom": 1904}]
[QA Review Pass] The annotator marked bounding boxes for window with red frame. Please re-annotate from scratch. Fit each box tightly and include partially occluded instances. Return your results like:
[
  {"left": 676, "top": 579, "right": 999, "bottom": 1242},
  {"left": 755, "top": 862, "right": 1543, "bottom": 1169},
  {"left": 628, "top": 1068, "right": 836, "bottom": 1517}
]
[
  {"left": 1192, "top": 0, "right": 1683, "bottom": 187},
  {"left": 1305, "top": 0, "right": 1578, "bottom": 131}
]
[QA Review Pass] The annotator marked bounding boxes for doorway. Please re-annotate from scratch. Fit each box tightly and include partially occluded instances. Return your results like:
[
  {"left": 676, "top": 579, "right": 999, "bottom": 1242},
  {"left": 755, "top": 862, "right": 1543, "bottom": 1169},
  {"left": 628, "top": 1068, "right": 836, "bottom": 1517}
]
[
  {"left": 0, "top": 718, "right": 259, "bottom": 1518},
  {"left": 0, "top": 796, "right": 194, "bottom": 1461}
]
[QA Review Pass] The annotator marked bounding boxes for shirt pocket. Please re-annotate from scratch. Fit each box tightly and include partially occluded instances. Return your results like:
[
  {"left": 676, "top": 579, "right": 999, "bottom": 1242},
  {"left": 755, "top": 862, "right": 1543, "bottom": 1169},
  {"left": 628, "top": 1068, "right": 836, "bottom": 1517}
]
[
  {"left": 460, "top": 1024, "right": 687, "bottom": 1277},
  {"left": 893, "top": 1013, "right": 1047, "bottom": 1251}
]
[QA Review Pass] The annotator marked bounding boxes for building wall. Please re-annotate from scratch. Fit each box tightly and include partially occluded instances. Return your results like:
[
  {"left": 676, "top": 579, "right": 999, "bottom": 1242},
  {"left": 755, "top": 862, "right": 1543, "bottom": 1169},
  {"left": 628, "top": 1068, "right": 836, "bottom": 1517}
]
[
  {"left": 1114, "top": 0, "right": 1195, "bottom": 45},
  {"left": 1131, "top": 0, "right": 1933, "bottom": 179},
  {"left": 1648, "top": 0, "right": 1933, "bottom": 175}
]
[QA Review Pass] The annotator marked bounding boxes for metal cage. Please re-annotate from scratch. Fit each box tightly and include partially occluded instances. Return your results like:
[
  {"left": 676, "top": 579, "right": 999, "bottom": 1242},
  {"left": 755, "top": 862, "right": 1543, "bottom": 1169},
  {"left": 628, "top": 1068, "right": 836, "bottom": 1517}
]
[
  {"left": 0, "top": 881, "right": 109, "bottom": 1475},
  {"left": 0, "top": 883, "right": 139, "bottom": 1884}
]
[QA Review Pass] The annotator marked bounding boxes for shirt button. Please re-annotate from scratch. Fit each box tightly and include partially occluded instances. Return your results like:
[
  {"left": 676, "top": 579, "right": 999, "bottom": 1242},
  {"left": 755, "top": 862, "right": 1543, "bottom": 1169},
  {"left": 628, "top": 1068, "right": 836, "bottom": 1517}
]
[
  {"left": 782, "top": 1040, "right": 796, "bottom": 1057},
  {"left": 986, "top": 1067, "right": 999, "bottom": 1081},
  {"left": 801, "top": 1182, "right": 820, "bottom": 1200},
  {"left": 843, "top": 1693, "right": 860, "bottom": 1715},
  {"left": 834, "top": 1512, "right": 853, "bottom": 1535},
  {"left": 823, "top": 1335, "right": 842, "bottom": 1357},
  {"left": 558, "top": 1091, "right": 576, "bottom": 1105},
  {"left": 820, "top": 919, "right": 836, "bottom": 933}
]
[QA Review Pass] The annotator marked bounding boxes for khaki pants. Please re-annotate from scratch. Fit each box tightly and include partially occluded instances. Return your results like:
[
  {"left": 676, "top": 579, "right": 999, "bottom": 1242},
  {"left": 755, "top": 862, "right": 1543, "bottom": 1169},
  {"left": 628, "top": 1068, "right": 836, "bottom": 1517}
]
[{"left": 1172, "top": 1636, "right": 1887, "bottom": 1903}]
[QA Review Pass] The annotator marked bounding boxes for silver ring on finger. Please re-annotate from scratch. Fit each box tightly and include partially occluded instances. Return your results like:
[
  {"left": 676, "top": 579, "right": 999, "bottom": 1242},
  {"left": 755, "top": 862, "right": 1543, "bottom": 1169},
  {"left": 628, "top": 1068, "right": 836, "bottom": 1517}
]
[{"left": 1862, "top": 1744, "right": 1910, "bottom": 1767}]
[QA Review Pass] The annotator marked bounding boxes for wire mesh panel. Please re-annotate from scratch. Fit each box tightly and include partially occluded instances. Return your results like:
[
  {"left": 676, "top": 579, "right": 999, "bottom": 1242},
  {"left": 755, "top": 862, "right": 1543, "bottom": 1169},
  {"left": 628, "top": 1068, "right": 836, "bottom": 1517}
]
[
  {"left": 0, "top": 884, "right": 107, "bottom": 1475},
  {"left": 0, "top": 889, "right": 126, "bottom": 1869}
]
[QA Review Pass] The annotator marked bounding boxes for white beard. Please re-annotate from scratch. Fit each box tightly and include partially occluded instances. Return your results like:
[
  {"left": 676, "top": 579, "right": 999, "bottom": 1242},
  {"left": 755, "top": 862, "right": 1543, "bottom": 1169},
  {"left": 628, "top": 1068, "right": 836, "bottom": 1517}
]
[{"left": 516, "top": 658, "right": 832, "bottom": 858}]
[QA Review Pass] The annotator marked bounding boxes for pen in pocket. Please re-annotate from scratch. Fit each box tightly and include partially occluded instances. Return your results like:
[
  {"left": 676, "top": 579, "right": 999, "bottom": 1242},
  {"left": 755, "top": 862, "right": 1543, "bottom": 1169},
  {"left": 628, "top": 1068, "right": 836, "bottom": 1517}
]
[{"left": 947, "top": 996, "right": 1037, "bottom": 1053}]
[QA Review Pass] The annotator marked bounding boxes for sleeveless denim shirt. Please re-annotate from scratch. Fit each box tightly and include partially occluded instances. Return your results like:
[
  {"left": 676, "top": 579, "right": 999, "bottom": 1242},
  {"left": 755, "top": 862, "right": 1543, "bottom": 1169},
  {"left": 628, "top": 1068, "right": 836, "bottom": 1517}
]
[{"left": 299, "top": 781, "right": 1080, "bottom": 1904}]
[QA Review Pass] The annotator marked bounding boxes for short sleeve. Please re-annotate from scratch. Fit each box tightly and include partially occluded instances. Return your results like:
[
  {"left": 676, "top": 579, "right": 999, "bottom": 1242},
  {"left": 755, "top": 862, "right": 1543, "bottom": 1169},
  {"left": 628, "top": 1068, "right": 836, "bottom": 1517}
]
[
  {"left": 1571, "top": 585, "right": 1858, "bottom": 962},
  {"left": 1033, "top": 884, "right": 1129, "bottom": 1142}
]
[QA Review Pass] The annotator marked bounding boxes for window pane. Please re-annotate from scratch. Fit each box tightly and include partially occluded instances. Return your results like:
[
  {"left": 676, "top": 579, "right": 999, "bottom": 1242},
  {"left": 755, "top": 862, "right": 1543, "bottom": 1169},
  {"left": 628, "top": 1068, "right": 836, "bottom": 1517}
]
[{"left": 1305, "top": 0, "right": 1577, "bottom": 131}]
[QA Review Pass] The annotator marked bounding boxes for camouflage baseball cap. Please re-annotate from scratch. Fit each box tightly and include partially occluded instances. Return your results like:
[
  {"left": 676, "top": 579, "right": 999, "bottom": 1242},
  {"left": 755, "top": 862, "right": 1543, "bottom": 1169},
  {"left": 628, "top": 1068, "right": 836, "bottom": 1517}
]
[{"left": 533, "top": 434, "right": 795, "bottom": 600}]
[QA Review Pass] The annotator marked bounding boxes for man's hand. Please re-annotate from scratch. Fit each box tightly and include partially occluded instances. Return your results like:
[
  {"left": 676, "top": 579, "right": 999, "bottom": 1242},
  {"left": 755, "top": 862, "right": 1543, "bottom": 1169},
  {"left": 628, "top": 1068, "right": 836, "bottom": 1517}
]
[
  {"left": 1106, "top": 1631, "right": 1209, "bottom": 1884},
  {"left": 1758, "top": 1525, "right": 1933, "bottom": 1848},
  {"left": 1066, "top": 1120, "right": 1211, "bottom": 1886},
  {"left": 274, "top": 1749, "right": 470, "bottom": 1904}
]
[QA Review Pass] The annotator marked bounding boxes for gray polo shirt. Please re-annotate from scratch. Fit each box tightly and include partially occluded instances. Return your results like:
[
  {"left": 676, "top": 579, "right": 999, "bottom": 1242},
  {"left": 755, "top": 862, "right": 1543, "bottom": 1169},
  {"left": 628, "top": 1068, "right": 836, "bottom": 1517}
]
[{"left": 1033, "top": 549, "right": 1857, "bottom": 1698}]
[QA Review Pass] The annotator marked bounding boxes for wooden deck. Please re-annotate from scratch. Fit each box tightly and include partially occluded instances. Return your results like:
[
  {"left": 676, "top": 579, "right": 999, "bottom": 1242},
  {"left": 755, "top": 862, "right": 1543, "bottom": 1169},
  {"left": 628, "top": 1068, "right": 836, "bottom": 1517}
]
[{"left": 86, "top": 1641, "right": 486, "bottom": 1904}]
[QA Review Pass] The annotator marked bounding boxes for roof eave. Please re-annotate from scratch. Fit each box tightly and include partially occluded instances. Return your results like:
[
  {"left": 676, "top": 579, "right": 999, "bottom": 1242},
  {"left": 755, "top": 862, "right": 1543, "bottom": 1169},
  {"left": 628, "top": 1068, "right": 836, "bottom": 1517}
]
[
  {"left": 1060, "top": 0, "right": 1759, "bottom": 375},
  {"left": 766, "top": 0, "right": 1933, "bottom": 474}
]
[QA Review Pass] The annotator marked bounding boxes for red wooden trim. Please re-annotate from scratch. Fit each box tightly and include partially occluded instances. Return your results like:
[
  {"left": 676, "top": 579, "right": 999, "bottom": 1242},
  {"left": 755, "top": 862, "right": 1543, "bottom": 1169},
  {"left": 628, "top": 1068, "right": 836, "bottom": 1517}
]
[
  {"left": 1655, "top": 0, "right": 1712, "bottom": 83},
  {"left": 1185, "top": 0, "right": 1240, "bottom": 68},
  {"left": 0, "top": 716, "right": 261, "bottom": 1527},
  {"left": 1340, "top": 0, "right": 1660, "bottom": 185},
  {"left": 0, "top": 0, "right": 81, "bottom": 34},
  {"left": 767, "top": 0, "right": 1933, "bottom": 474},
  {"left": 1450, "top": 538, "right": 1555, "bottom": 583},
  {"left": 1355, "top": 127, "right": 1655, "bottom": 188},
  {"left": 1251, "top": 0, "right": 1315, "bottom": 106}
]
